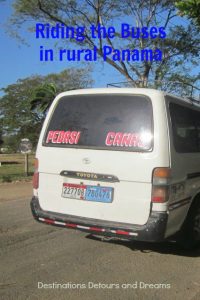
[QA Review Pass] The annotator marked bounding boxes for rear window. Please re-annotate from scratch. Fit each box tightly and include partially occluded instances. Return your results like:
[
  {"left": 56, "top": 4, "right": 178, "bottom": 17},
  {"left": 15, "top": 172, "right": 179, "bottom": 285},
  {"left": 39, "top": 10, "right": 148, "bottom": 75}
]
[
  {"left": 169, "top": 102, "right": 200, "bottom": 153},
  {"left": 44, "top": 94, "right": 153, "bottom": 152}
]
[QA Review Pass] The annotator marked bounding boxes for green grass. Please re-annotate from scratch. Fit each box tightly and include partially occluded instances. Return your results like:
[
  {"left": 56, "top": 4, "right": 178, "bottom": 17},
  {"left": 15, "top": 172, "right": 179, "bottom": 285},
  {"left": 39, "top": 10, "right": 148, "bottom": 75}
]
[{"left": 0, "top": 153, "right": 35, "bottom": 183}]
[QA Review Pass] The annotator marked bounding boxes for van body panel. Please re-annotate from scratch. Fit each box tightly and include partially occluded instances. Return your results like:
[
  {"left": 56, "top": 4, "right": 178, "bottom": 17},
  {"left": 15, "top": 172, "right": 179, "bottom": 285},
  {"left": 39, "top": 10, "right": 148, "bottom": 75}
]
[
  {"left": 31, "top": 88, "right": 200, "bottom": 241},
  {"left": 35, "top": 89, "right": 170, "bottom": 226},
  {"left": 164, "top": 96, "right": 200, "bottom": 237},
  {"left": 31, "top": 196, "right": 168, "bottom": 242},
  {"left": 38, "top": 173, "right": 152, "bottom": 224},
  {"left": 32, "top": 88, "right": 200, "bottom": 243}
]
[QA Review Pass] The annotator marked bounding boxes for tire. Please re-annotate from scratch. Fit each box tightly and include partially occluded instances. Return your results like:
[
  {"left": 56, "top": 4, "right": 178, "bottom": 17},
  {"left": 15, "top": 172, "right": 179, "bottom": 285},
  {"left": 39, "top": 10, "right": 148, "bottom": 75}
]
[{"left": 178, "top": 200, "right": 200, "bottom": 250}]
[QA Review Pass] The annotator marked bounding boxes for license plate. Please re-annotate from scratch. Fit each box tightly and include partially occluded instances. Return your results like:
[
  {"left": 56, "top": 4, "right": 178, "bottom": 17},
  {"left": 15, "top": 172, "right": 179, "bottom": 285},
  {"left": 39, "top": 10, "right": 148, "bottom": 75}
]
[
  {"left": 62, "top": 183, "right": 86, "bottom": 200},
  {"left": 62, "top": 183, "right": 113, "bottom": 203},
  {"left": 85, "top": 186, "right": 113, "bottom": 203}
]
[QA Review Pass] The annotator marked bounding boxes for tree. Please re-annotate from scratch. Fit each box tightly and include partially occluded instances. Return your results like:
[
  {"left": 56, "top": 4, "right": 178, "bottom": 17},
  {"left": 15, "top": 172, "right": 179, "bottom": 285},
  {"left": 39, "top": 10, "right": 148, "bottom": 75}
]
[
  {"left": 0, "top": 68, "right": 92, "bottom": 151},
  {"left": 175, "top": 0, "right": 200, "bottom": 27},
  {"left": 10, "top": 0, "right": 200, "bottom": 90},
  {"left": 30, "top": 68, "right": 92, "bottom": 114},
  {"left": 30, "top": 83, "right": 57, "bottom": 114},
  {"left": 0, "top": 130, "right": 3, "bottom": 147}
]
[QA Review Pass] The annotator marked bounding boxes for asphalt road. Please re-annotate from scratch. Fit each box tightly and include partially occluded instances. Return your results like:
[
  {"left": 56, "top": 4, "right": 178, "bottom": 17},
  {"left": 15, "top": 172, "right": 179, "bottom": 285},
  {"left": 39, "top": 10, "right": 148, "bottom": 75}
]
[{"left": 0, "top": 192, "right": 200, "bottom": 300}]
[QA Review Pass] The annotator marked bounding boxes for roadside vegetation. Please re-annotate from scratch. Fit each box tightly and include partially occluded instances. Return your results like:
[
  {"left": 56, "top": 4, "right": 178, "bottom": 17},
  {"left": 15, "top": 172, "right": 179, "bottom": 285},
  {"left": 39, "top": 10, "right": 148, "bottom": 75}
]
[
  {"left": 0, "top": 153, "right": 35, "bottom": 183},
  {"left": 0, "top": 68, "right": 93, "bottom": 183}
]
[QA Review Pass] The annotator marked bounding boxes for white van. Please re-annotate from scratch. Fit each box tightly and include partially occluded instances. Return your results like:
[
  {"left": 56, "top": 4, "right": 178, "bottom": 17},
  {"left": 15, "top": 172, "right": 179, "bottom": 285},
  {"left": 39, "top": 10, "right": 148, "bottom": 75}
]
[{"left": 31, "top": 88, "right": 200, "bottom": 248}]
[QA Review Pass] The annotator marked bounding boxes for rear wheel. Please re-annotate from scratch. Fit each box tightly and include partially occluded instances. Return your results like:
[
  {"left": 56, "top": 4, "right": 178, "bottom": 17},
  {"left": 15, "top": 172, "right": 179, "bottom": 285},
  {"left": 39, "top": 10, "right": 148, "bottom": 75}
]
[{"left": 178, "top": 199, "right": 200, "bottom": 250}]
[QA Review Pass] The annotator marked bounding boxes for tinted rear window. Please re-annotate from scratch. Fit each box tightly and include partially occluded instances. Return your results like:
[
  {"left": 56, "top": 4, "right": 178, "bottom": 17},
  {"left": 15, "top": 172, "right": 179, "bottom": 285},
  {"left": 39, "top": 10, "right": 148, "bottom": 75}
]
[
  {"left": 44, "top": 94, "right": 153, "bottom": 152},
  {"left": 169, "top": 102, "right": 200, "bottom": 153}
]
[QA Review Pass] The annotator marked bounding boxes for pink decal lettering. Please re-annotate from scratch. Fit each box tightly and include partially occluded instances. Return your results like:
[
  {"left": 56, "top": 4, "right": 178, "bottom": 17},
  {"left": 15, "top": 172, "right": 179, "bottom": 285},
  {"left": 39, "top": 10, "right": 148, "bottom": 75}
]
[
  {"left": 113, "top": 132, "right": 123, "bottom": 146},
  {"left": 69, "top": 131, "right": 77, "bottom": 144},
  {"left": 75, "top": 131, "right": 81, "bottom": 144},
  {"left": 121, "top": 133, "right": 131, "bottom": 147},
  {"left": 105, "top": 132, "right": 115, "bottom": 146},
  {"left": 52, "top": 131, "right": 60, "bottom": 143},
  {"left": 63, "top": 131, "right": 71, "bottom": 143},
  {"left": 46, "top": 131, "right": 54, "bottom": 143},
  {"left": 57, "top": 131, "right": 65, "bottom": 143},
  {"left": 129, "top": 134, "right": 139, "bottom": 147}
]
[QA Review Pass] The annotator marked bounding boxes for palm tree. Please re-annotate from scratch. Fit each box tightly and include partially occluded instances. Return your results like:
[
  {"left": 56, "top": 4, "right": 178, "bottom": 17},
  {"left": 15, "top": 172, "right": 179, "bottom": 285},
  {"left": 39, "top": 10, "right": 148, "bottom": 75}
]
[{"left": 30, "top": 83, "right": 57, "bottom": 115}]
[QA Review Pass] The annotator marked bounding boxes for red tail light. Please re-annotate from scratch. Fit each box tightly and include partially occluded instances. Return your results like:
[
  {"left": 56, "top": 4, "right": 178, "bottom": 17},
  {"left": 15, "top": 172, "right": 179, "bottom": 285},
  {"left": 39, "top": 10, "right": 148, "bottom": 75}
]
[
  {"left": 152, "top": 186, "right": 169, "bottom": 203},
  {"left": 33, "top": 158, "right": 39, "bottom": 189}
]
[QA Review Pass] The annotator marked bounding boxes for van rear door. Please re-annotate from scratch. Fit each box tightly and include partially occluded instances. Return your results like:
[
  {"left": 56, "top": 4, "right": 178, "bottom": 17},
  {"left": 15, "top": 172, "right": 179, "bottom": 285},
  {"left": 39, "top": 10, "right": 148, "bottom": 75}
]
[{"left": 37, "top": 93, "right": 155, "bottom": 225}]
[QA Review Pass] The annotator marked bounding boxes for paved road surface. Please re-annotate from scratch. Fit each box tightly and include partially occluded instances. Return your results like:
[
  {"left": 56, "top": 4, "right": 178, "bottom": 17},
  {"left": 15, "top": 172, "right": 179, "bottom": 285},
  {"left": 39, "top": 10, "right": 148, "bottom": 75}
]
[{"left": 0, "top": 183, "right": 200, "bottom": 300}]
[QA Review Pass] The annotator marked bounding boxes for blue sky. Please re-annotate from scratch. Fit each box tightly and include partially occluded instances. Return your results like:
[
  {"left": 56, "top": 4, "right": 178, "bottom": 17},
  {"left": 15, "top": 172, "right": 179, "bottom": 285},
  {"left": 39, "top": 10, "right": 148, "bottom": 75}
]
[
  {"left": 0, "top": 1, "right": 199, "bottom": 96},
  {"left": 0, "top": 0, "right": 123, "bottom": 94}
]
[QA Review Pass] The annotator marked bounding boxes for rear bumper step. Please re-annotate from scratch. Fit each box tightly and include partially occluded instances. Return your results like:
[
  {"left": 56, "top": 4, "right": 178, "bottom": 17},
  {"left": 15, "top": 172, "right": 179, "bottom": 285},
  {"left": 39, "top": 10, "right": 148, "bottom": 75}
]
[{"left": 31, "top": 196, "right": 168, "bottom": 242}]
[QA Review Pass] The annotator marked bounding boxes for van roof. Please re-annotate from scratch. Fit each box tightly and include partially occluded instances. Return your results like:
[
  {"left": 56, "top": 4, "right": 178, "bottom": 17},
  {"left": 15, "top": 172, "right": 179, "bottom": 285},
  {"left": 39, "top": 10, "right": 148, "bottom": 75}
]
[{"left": 56, "top": 88, "right": 200, "bottom": 108}]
